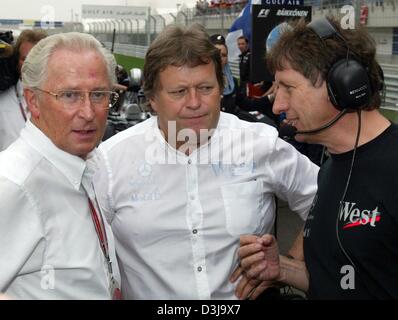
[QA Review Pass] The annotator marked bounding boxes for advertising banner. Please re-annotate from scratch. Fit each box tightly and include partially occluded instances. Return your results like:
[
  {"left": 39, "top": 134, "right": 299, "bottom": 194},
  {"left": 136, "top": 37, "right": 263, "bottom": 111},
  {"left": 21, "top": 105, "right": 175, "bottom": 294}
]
[{"left": 251, "top": 5, "right": 312, "bottom": 83}]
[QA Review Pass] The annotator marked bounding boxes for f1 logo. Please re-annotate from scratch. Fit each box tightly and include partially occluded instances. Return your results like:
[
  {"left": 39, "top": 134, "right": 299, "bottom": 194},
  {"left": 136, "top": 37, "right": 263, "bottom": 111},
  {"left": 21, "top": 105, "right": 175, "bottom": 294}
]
[{"left": 258, "top": 9, "right": 270, "bottom": 18}]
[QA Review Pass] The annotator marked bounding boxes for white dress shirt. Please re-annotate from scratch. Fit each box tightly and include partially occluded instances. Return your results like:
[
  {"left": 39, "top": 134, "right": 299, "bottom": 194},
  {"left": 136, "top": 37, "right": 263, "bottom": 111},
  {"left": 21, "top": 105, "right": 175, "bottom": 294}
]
[
  {"left": 0, "top": 120, "right": 120, "bottom": 299},
  {"left": 0, "top": 80, "right": 30, "bottom": 151},
  {"left": 95, "top": 112, "right": 319, "bottom": 300}
]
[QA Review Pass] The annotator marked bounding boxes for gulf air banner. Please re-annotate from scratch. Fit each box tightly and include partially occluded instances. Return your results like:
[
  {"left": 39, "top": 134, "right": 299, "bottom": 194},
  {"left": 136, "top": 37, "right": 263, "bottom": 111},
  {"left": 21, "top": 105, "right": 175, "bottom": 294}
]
[
  {"left": 250, "top": 5, "right": 311, "bottom": 83},
  {"left": 81, "top": 5, "right": 149, "bottom": 20},
  {"left": 263, "top": 0, "right": 303, "bottom": 4}
]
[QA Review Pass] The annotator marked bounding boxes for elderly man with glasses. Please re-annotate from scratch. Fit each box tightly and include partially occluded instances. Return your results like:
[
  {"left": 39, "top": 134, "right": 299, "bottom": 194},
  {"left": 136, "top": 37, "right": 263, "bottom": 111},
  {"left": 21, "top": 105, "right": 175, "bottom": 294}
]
[{"left": 0, "top": 32, "right": 121, "bottom": 299}]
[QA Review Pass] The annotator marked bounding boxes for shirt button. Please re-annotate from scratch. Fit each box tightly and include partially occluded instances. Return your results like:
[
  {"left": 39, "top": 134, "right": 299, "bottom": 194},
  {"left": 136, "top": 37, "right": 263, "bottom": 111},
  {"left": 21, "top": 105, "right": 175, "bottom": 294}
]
[
  {"left": 188, "top": 159, "right": 192, "bottom": 165},
  {"left": 192, "top": 229, "right": 198, "bottom": 234},
  {"left": 197, "top": 266, "right": 202, "bottom": 272},
  {"left": 190, "top": 195, "right": 195, "bottom": 200}
]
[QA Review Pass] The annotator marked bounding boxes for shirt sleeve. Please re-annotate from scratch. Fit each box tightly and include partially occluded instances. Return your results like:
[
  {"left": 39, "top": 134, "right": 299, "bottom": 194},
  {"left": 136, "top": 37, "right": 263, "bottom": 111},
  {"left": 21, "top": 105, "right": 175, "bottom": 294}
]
[
  {"left": 0, "top": 177, "right": 44, "bottom": 292},
  {"left": 268, "top": 138, "right": 319, "bottom": 220}
]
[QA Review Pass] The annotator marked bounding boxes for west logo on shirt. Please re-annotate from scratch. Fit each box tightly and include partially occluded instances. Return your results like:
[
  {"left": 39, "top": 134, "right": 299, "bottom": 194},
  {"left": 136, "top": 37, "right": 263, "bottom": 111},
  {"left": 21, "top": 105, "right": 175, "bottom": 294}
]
[{"left": 339, "top": 201, "right": 381, "bottom": 230}]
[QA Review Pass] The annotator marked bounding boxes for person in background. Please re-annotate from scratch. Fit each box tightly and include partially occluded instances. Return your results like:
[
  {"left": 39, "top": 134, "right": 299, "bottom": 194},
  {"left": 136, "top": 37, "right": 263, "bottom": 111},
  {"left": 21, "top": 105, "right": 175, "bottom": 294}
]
[
  {"left": 211, "top": 36, "right": 277, "bottom": 127},
  {"left": 0, "top": 29, "right": 47, "bottom": 151},
  {"left": 214, "top": 41, "right": 237, "bottom": 114},
  {"left": 237, "top": 35, "right": 250, "bottom": 96}
]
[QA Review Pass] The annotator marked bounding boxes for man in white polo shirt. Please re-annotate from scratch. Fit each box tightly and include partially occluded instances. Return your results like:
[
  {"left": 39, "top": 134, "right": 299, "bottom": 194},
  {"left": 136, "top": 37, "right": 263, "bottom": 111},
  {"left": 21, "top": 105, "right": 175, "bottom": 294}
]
[{"left": 94, "top": 24, "right": 318, "bottom": 300}]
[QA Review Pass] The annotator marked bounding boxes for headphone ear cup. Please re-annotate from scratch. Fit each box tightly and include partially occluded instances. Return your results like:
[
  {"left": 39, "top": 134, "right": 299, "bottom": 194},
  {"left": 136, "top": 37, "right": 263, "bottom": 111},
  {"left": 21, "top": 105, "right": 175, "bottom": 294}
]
[
  {"left": 327, "top": 81, "right": 342, "bottom": 110},
  {"left": 327, "top": 59, "right": 371, "bottom": 111}
]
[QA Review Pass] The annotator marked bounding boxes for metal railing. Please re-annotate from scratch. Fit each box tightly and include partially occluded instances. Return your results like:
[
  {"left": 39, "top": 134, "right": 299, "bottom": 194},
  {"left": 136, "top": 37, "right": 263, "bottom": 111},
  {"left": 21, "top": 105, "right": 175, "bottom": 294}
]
[
  {"left": 38, "top": 0, "right": 398, "bottom": 111},
  {"left": 103, "top": 42, "right": 147, "bottom": 59},
  {"left": 104, "top": 41, "right": 398, "bottom": 110},
  {"left": 45, "top": 0, "right": 398, "bottom": 50},
  {"left": 380, "top": 63, "right": 398, "bottom": 109}
]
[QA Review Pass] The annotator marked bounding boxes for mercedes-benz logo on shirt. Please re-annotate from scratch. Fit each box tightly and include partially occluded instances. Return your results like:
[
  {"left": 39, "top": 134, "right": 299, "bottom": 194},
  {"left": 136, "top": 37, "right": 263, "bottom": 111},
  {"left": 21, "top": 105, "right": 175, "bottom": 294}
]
[{"left": 138, "top": 163, "right": 152, "bottom": 177}]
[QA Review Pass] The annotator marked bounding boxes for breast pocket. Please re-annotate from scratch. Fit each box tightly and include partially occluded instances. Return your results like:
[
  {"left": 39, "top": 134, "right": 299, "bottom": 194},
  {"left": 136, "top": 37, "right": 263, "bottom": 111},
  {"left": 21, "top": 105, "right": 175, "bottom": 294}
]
[{"left": 221, "top": 180, "right": 265, "bottom": 236}]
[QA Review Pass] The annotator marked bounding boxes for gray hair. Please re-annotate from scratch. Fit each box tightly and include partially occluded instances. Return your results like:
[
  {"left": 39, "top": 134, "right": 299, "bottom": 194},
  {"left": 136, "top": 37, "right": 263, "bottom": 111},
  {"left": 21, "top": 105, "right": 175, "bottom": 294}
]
[{"left": 22, "top": 32, "right": 116, "bottom": 89}]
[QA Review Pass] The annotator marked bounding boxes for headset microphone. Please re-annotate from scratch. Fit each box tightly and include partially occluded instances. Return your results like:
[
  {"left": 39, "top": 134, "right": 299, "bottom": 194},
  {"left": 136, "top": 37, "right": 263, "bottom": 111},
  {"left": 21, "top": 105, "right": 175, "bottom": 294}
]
[
  {"left": 278, "top": 124, "right": 297, "bottom": 138},
  {"left": 279, "top": 109, "right": 348, "bottom": 138}
]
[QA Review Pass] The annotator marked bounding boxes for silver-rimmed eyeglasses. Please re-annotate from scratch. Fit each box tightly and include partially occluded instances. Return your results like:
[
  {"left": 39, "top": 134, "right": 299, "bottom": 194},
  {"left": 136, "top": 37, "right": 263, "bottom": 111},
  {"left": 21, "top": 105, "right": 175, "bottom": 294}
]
[{"left": 35, "top": 88, "right": 119, "bottom": 109}]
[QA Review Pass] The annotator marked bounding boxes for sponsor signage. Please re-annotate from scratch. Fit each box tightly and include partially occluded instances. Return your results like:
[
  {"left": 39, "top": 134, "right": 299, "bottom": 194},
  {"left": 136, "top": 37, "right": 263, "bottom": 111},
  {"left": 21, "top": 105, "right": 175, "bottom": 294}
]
[
  {"left": 251, "top": 5, "right": 311, "bottom": 83},
  {"left": 82, "top": 5, "right": 149, "bottom": 20}
]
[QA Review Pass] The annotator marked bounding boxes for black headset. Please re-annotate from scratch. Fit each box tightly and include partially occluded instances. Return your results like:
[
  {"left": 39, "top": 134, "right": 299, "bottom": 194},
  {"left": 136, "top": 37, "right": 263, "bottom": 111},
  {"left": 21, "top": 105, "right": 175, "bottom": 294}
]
[{"left": 308, "top": 17, "right": 372, "bottom": 111}]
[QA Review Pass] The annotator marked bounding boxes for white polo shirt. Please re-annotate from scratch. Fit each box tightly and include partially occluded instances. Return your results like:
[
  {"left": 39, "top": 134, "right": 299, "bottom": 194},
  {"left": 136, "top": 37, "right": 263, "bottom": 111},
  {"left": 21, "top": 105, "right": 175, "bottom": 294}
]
[
  {"left": 0, "top": 120, "right": 120, "bottom": 299},
  {"left": 95, "top": 112, "right": 318, "bottom": 299},
  {"left": 0, "top": 80, "right": 30, "bottom": 151}
]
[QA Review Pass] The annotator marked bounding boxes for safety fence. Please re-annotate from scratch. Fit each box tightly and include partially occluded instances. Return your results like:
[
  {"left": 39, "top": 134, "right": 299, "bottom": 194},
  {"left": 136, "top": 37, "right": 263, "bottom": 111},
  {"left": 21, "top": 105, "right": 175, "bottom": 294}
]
[{"left": 104, "top": 41, "right": 398, "bottom": 110}]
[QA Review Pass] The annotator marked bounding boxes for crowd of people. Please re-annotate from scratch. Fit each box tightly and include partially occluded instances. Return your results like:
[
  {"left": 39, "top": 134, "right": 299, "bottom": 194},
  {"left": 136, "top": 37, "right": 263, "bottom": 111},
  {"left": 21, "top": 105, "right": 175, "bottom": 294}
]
[
  {"left": 0, "top": 13, "right": 397, "bottom": 301},
  {"left": 195, "top": 0, "right": 247, "bottom": 15}
]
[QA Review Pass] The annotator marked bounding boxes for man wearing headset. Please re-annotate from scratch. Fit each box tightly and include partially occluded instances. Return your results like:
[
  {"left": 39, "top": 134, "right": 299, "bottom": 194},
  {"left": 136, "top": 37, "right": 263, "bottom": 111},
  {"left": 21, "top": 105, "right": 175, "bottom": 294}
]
[{"left": 233, "top": 16, "right": 398, "bottom": 299}]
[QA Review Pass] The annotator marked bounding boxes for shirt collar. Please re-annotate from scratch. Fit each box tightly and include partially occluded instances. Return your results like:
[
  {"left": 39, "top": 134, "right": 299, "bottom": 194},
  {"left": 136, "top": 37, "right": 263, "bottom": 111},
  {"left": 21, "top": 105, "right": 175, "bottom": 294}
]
[{"left": 20, "top": 120, "right": 98, "bottom": 191}]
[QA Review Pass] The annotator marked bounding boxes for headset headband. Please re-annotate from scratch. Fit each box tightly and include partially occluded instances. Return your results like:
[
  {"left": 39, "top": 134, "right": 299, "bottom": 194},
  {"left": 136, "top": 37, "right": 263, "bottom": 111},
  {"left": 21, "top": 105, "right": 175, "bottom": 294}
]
[{"left": 308, "top": 17, "right": 338, "bottom": 39}]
